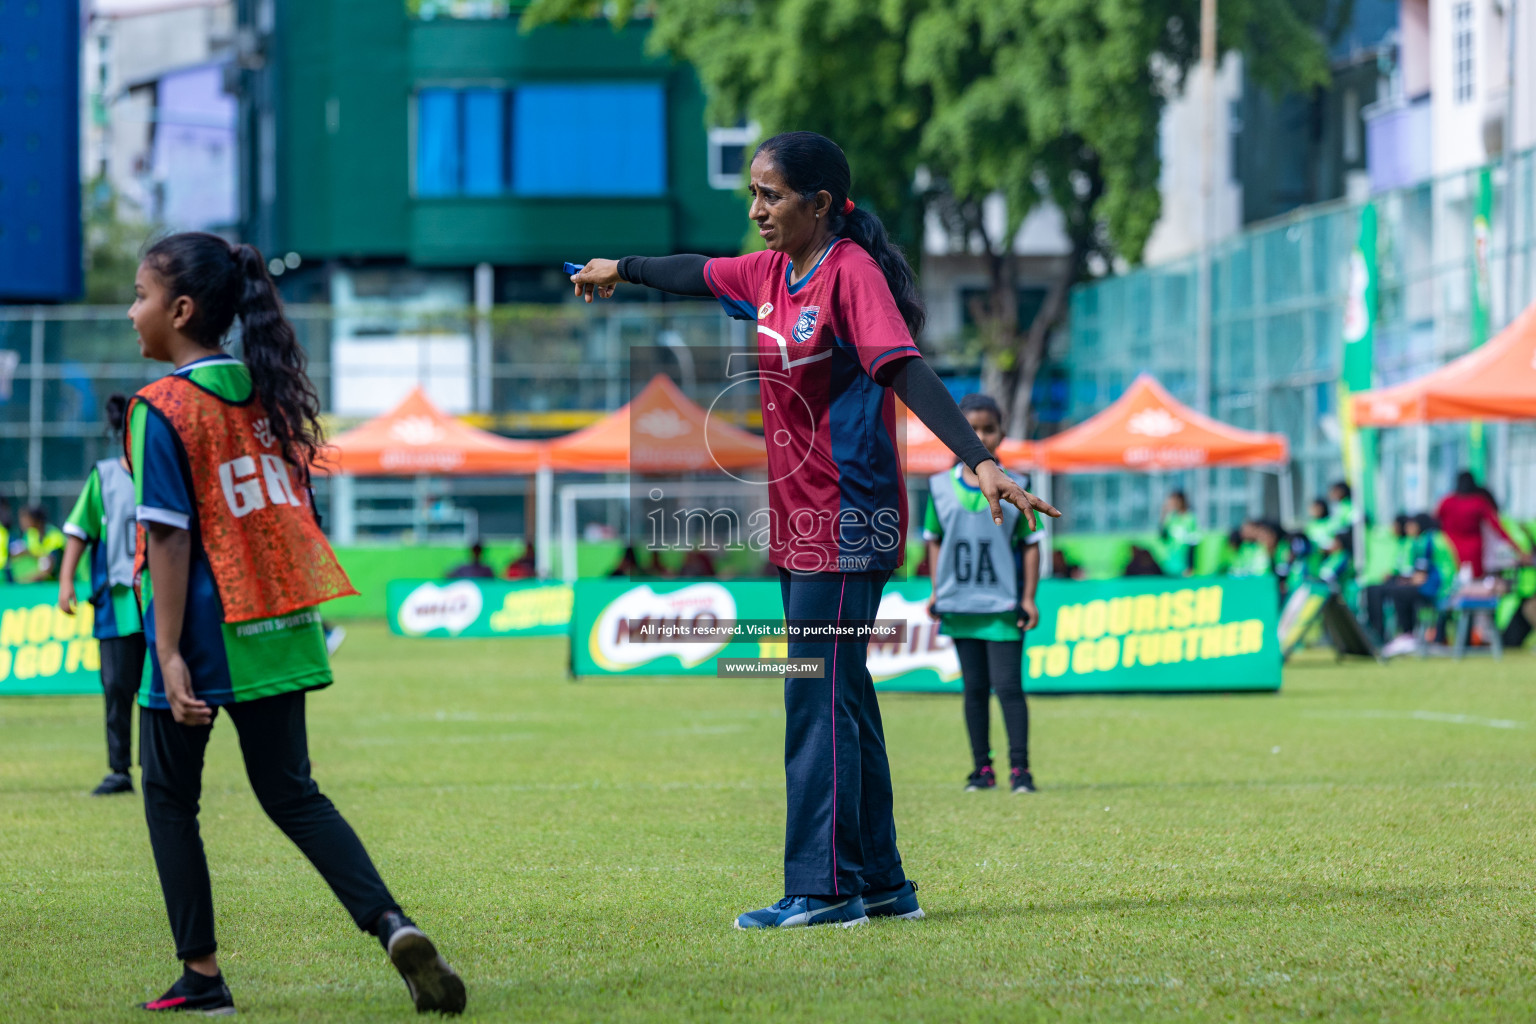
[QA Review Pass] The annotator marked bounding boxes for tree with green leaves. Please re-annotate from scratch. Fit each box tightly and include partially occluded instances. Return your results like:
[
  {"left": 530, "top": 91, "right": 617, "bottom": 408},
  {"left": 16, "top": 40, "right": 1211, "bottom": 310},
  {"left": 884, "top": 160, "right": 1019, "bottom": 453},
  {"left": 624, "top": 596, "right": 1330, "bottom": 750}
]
[{"left": 525, "top": 0, "right": 1344, "bottom": 433}]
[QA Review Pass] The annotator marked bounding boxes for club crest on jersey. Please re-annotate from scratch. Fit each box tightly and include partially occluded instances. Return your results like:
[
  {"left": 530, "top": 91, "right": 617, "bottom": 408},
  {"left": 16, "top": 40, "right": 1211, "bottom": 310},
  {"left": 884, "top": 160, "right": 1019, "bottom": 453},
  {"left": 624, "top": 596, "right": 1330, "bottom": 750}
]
[
  {"left": 757, "top": 301, "right": 774, "bottom": 319},
  {"left": 253, "top": 417, "right": 276, "bottom": 448},
  {"left": 792, "top": 306, "right": 820, "bottom": 343}
]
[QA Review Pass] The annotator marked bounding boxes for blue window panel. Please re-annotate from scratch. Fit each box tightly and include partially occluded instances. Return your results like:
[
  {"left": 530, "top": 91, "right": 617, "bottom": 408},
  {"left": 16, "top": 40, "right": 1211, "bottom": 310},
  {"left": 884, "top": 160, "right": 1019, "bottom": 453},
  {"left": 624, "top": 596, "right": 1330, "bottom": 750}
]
[
  {"left": 462, "top": 89, "right": 505, "bottom": 195},
  {"left": 513, "top": 83, "right": 666, "bottom": 197},
  {"left": 417, "top": 89, "right": 461, "bottom": 196}
]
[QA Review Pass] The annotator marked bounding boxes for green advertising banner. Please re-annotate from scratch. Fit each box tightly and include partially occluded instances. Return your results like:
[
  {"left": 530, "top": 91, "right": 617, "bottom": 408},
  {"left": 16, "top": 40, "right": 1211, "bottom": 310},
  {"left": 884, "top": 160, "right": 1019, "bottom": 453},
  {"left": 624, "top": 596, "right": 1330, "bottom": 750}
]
[
  {"left": 570, "top": 576, "right": 1282, "bottom": 693},
  {"left": 386, "top": 579, "right": 574, "bottom": 638},
  {"left": 1468, "top": 167, "right": 1494, "bottom": 477},
  {"left": 1339, "top": 202, "right": 1378, "bottom": 537},
  {"left": 0, "top": 584, "right": 102, "bottom": 696}
]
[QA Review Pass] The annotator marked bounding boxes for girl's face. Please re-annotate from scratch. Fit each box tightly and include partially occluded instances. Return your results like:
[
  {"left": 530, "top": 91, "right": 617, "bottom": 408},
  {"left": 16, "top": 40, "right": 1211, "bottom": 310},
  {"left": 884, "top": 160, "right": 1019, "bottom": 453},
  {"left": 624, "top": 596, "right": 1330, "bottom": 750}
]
[
  {"left": 128, "top": 262, "right": 194, "bottom": 362},
  {"left": 747, "top": 153, "right": 828, "bottom": 254},
  {"left": 1310, "top": 501, "right": 1327, "bottom": 519},
  {"left": 965, "top": 409, "right": 1004, "bottom": 455}
]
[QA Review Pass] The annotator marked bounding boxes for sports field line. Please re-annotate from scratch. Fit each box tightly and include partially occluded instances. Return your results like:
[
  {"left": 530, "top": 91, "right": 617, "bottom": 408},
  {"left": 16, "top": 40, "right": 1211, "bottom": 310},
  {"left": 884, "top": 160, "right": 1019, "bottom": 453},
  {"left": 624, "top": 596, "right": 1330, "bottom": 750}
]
[{"left": 1303, "top": 709, "right": 1524, "bottom": 729}]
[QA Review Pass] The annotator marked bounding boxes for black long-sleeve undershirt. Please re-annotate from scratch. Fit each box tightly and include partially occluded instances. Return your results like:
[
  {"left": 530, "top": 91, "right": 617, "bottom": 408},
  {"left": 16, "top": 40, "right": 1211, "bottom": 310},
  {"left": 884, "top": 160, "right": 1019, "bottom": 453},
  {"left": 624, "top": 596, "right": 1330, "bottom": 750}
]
[
  {"left": 616, "top": 253, "right": 997, "bottom": 473},
  {"left": 617, "top": 254, "right": 712, "bottom": 296},
  {"left": 885, "top": 356, "right": 996, "bottom": 473}
]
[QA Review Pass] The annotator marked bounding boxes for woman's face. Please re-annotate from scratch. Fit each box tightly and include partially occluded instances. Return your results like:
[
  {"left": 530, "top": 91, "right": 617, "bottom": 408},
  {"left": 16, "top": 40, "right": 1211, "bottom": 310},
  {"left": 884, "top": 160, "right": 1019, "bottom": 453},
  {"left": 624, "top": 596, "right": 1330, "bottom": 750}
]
[
  {"left": 128, "top": 262, "right": 187, "bottom": 362},
  {"left": 965, "top": 409, "right": 1004, "bottom": 455},
  {"left": 747, "top": 153, "right": 828, "bottom": 254},
  {"left": 1310, "top": 501, "right": 1327, "bottom": 519}
]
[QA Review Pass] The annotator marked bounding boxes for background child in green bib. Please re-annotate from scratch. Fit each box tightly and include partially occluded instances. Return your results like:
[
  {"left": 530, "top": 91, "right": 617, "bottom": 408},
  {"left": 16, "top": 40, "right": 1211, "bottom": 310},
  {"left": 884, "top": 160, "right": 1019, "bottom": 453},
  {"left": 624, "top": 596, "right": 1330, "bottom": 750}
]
[
  {"left": 58, "top": 393, "right": 145, "bottom": 798},
  {"left": 924, "top": 394, "right": 1043, "bottom": 794}
]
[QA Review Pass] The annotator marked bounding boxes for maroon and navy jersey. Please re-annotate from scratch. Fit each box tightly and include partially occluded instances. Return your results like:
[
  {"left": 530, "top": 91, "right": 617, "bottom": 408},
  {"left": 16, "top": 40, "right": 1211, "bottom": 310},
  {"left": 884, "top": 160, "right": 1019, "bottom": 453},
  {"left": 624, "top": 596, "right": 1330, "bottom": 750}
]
[{"left": 704, "top": 239, "right": 922, "bottom": 573}]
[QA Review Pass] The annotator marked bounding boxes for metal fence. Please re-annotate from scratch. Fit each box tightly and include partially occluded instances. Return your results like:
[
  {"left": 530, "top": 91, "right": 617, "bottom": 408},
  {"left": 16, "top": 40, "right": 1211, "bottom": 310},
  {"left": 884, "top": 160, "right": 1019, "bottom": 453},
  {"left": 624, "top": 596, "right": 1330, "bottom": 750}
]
[
  {"left": 1066, "top": 148, "right": 1536, "bottom": 534},
  {"left": 0, "top": 302, "right": 748, "bottom": 537}
]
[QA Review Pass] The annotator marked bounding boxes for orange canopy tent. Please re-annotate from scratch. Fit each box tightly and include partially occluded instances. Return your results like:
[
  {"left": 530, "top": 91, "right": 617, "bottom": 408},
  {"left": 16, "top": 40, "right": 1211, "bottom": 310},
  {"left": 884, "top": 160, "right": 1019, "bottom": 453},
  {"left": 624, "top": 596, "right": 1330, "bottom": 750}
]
[
  {"left": 1351, "top": 299, "right": 1536, "bottom": 425},
  {"left": 321, "top": 387, "right": 545, "bottom": 475},
  {"left": 897, "top": 403, "right": 1039, "bottom": 475},
  {"left": 1035, "top": 374, "right": 1288, "bottom": 472},
  {"left": 1028, "top": 374, "right": 1290, "bottom": 577},
  {"left": 542, "top": 373, "right": 767, "bottom": 474}
]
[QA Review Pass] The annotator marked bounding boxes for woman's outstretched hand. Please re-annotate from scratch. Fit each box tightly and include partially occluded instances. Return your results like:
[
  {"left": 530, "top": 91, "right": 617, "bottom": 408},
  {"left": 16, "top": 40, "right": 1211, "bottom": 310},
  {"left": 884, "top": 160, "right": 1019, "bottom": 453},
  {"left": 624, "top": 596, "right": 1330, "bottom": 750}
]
[
  {"left": 975, "top": 460, "right": 1060, "bottom": 530},
  {"left": 571, "top": 260, "right": 621, "bottom": 303}
]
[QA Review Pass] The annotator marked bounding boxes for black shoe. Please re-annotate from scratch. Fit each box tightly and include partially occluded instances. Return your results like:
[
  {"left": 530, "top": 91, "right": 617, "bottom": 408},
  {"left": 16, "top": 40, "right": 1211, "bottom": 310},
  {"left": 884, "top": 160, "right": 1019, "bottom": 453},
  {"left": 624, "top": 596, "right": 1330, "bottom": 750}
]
[
  {"left": 964, "top": 765, "right": 996, "bottom": 791},
  {"left": 139, "top": 969, "right": 235, "bottom": 1015},
  {"left": 93, "top": 772, "right": 133, "bottom": 796},
  {"left": 1010, "top": 767, "right": 1037, "bottom": 794},
  {"left": 378, "top": 911, "right": 466, "bottom": 1015}
]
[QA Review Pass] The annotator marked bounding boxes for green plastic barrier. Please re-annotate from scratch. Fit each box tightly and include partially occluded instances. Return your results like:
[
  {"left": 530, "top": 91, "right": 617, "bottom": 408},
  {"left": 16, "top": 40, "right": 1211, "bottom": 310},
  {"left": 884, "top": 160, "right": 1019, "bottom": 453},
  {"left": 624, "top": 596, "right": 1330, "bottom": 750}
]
[
  {"left": 570, "top": 575, "right": 1281, "bottom": 693},
  {"left": 0, "top": 584, "right": 101, "bottom": 696}
]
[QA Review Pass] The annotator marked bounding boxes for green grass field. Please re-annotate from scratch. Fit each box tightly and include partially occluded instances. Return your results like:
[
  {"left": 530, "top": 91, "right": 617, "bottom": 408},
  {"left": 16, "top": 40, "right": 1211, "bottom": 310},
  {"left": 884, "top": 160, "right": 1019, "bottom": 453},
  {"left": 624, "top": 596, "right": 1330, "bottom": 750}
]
[{"left": 3, "top": 623, "right": 1534, "bottom": 1022}]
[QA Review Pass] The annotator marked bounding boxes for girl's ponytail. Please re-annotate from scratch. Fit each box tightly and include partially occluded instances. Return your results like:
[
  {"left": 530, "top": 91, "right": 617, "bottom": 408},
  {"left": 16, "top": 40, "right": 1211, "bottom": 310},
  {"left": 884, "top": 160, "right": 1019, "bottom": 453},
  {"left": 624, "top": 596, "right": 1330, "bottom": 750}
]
[
  {"left": 230, "top": 243, "right": 324, "bottom": 481},
  {"left": 142, "top": 232, "right": 324, "bottom": 479}
]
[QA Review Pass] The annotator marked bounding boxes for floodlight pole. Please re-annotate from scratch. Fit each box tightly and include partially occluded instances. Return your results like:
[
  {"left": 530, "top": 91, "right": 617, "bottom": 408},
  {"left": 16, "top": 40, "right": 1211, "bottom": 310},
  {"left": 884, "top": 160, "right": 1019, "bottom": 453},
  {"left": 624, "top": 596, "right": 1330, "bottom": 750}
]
[{"left": 1195, "top": 0, "right": 1218, "bottom": 527}]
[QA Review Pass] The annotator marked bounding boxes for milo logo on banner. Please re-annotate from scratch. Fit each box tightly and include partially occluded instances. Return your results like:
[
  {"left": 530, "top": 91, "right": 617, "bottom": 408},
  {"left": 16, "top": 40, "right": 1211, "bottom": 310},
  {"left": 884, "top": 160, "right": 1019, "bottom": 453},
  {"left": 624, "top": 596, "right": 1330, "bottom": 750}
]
[
  {"left": 0, "top": 591, "right": 101, "bottom": 695},
  {"left": 867, "top": 590, "right": 959, "bottom": 683},
  {"left": 398, "top": 581, "right": 484, "bottom": 636},
  {"left": 590, "top": 582, "right": 737, "bottom": 672}
]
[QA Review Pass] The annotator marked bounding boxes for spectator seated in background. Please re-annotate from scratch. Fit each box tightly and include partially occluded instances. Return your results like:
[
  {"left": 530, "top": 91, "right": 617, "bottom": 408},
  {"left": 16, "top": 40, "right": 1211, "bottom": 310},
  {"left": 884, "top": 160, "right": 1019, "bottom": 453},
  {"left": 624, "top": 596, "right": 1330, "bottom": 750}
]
[
  {"left": 610, "top": 546, "right": 643, "bottom": 577},
  {"left": 503, "top": 543, "right": 537, "bottom": 580},
  {"left": 18, "top": 505, "right": 66, "bottom": 582},
  {"left": 1304, "top": 498, "right": 1333, "bottom": 551},
  {"left": 446, "top": 541, "right": 496, "bottom": 580},
  {"left": 1326, "top": 481, "right": 1356, "bottom": 537},
  {"left": 1156, "top": 490, "right": 1201, "bottom": 576},
  {"left": 1051, "top": 550, "right": 1084, "bottom": 580},
  {"left": 1124, "top": 545, "right": 1165, "bottom": 577},
  {"left": 1270, "top": 521, "right": 1312, "bottom": 600},
  {"left": 1362, "top": 513, "right": 1441, "bottom": 657},
  {"left": 0, "top": 498, "right": 12, "bottom": 583},
  {"left": 678, "top": 547, "right": 717, "bottom": 578},
  {"left": 1315, "top": 530, "right": 1354, "bottom": 591},
  {"left": 1436, "top": 470, "right": 1526, "bottom": 578},
  {"left": 1226, "top": 520, "right": 1272, "bottom": 578}
]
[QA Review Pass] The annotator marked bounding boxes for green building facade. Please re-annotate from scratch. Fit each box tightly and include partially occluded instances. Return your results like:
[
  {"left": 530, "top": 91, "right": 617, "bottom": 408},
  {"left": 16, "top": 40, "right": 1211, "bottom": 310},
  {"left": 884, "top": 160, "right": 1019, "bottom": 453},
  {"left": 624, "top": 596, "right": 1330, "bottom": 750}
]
[{"left": 240, "top": 1, "right": 747, "bottom": 288}]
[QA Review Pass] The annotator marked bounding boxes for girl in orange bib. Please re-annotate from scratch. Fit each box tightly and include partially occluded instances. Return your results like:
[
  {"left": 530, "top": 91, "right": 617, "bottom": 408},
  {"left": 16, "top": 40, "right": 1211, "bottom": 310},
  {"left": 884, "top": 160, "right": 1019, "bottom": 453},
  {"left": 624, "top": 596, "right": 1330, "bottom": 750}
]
[{"left": 126, "top": 233, "right": 464, "bottom": 1016}]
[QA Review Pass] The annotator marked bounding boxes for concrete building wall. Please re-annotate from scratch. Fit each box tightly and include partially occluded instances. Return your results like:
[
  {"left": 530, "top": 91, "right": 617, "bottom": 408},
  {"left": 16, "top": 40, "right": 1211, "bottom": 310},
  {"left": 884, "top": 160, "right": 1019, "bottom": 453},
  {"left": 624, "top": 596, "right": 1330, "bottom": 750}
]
[
  {"left": 82, "top": 0, "right": 234, "bottom": 220},
  {"left": 1142, "top": 54, "right": 1245, "bottom": 265}
]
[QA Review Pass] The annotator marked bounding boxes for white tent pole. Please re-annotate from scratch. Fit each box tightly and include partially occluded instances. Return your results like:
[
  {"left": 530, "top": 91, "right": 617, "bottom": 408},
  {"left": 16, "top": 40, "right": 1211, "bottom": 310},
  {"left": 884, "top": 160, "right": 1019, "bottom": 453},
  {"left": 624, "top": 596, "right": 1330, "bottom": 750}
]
[
  {"left": 1038, "top": 472, "right": 1054, "bottom": 579},
  {"left": 559, "top": 484, "right": 580, "bottom": 583},
  {"left": 1415, "top": 423, "right": 1431, "bottom": 512},
  {"left": 535, "top": 463, "right": 554, "bottom": 579},
  {"left": 331, "top": 473, "right": 356, "bottom": 546},
  {"left": 1276, "top": 464, "right": 1294, "bottom": 531}
]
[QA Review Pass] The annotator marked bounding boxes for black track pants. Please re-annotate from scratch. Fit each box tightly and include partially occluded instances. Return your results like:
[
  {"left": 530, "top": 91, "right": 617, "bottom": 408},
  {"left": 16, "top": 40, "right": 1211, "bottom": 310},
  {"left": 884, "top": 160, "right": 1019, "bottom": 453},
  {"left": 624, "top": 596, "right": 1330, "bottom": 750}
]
[
  {"left": 99, "top": 634, "right": 146, "bottom": 774},
  {"left": 953, "top": 638, "right": 1030, "bottom": 772},
  {"left": 140, "top": 690, "right": 399, "bottom": 960}
]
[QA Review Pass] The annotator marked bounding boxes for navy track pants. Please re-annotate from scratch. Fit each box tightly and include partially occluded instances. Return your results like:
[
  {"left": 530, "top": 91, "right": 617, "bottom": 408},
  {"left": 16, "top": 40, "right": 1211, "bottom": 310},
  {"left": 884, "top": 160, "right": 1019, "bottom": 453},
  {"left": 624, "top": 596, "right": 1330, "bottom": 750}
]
[{"left": 779, "top": 568, "right": 907, "bottom": 898}]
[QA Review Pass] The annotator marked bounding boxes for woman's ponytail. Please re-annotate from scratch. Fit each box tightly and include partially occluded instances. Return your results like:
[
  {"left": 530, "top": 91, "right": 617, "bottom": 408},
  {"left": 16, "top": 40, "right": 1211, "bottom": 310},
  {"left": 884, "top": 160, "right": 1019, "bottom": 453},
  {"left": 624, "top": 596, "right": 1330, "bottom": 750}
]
[
  {"left": 755, "top": 131, "right": 927, "bottom": 338},
  {"left": 834, "top": 206, "right": 925, "bottom": 338},
  {"left": 230, "top": 243, "right": 324, "bottom": 480},
  {"left": 142, "top": 232, "right": 324, "bottom": 479}
]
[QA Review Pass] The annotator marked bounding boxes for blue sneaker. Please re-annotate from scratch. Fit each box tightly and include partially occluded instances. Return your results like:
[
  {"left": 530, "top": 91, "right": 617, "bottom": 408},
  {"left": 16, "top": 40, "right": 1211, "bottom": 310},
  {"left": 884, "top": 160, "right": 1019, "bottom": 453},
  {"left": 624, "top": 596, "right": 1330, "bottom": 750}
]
[
  {"left": 864, "top": 879, "right": 924, "bottom": 921},
  {"left": 734, "top": 895, "right": 869, "bottom": 930}
]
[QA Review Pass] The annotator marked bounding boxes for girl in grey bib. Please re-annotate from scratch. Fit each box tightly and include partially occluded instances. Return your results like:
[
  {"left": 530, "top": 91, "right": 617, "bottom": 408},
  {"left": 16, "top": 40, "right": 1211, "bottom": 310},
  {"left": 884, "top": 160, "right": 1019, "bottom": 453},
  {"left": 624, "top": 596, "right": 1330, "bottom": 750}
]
[{"left": 924, "top": 395, "right": 1044, "bottom": 793}]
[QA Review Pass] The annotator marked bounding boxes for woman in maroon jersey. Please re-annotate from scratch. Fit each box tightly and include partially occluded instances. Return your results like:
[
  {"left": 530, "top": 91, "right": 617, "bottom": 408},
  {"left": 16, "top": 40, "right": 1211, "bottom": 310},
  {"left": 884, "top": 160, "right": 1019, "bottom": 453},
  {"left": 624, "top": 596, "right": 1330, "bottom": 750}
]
[{"left": 572, "top": 131, "right": 1059, "bottom": 929}]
